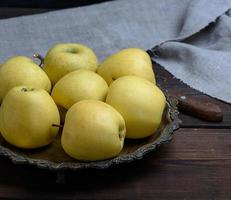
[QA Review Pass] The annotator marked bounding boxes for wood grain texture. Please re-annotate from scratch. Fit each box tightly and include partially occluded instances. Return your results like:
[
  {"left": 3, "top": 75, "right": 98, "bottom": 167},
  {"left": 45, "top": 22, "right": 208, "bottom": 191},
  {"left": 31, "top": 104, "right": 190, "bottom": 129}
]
[
  {"left": 0, "top": 129, "right": 230, "bottom": 200},
  {"left": 177, "top": 95, "right": 223, "bottom": 122}
]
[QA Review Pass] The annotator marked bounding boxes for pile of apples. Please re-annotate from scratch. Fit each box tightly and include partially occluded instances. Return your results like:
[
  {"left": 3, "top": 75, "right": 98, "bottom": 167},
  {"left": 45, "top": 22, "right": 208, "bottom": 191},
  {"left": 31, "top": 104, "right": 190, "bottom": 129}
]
[{"left": 0, "top": 43, "right": 166, "bottom": 161}]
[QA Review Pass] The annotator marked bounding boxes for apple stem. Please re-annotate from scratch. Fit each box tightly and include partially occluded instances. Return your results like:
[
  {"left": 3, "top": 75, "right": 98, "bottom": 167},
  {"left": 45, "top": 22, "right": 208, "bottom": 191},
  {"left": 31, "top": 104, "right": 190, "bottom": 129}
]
[
  {"left": 33, "top": 53, "right": 44, "bottom": 67},
  {"left": 52, "top": 124, "right": 64, "bottom": 132},
  {"left": 52, "top": 124, "right": 63, "bottom": 128}
]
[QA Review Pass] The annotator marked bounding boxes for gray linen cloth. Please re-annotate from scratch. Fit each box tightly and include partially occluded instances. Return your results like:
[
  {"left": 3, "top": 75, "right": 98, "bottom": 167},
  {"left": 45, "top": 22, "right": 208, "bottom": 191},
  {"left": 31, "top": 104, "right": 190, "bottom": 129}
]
[{"left": 0, "top": 0, "right": 231, "bottom": 103}]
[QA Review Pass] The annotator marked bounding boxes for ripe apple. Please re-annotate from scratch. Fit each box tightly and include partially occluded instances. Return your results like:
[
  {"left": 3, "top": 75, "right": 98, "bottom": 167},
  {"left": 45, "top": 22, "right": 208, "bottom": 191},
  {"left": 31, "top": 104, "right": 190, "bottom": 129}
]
[
  {"left": 61, "top": 100, "right": 126, "bottom": 161},
  {"left": 97, "top": 48, "right": 155, "bottom": 85},
  {"left": 106, "top": 76, "right": 166, "bottom": 139},
  {"left": 0, "top": 56, "right": 51, "bottom": 103},
  {"left": 51, "top": 69, "right": 108, "bottom": 110},
  {"left": 43, "top": 43, "right": 98, "bottom": 85},
  {"left": 0, "top": 86, "right": 60, "bottom": 149}
]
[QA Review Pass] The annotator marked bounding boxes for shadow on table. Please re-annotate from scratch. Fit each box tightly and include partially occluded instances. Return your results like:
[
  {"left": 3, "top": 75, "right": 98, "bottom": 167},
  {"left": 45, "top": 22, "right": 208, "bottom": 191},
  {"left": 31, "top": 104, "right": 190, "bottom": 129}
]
[{"left": 0, "top": 145, "right": 165, "bottom": 184}]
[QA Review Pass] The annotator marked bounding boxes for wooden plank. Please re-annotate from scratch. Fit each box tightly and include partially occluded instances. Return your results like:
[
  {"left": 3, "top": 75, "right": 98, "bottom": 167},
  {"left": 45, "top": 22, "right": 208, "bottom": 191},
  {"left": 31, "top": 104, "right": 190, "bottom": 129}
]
[{"left": 0, "top": 129, "right": 230, "bottom": 200}]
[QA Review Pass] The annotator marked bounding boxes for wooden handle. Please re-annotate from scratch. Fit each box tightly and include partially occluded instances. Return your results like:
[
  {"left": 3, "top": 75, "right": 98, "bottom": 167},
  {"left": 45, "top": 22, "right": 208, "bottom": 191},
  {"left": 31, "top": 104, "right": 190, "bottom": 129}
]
[{"left": 176, "top": 95, "right": 223, "bottom": 122}]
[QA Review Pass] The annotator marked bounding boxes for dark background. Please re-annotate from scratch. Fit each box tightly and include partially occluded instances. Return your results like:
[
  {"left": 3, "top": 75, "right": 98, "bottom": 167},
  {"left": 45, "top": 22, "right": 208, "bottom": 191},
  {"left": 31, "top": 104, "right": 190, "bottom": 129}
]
[
  {"left": 0, "top": 0, "right": 114, "bottom": 8},
  {"left": 0, "top": 0, "right": 115, "bottom": 19}
]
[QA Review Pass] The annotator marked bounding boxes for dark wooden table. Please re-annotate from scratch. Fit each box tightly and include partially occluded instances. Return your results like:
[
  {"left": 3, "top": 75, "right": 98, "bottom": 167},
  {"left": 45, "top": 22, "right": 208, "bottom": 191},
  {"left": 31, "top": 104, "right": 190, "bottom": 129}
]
[{"left": 0, "top": 6, "right": 231, "bottom": 200}]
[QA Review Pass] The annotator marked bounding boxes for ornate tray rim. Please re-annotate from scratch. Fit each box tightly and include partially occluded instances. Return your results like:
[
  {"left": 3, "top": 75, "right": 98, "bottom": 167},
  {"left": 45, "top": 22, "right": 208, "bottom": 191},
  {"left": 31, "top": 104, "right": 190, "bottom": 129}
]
[{"left": 0, "top": 96, "right": 180, "bottom": 171}]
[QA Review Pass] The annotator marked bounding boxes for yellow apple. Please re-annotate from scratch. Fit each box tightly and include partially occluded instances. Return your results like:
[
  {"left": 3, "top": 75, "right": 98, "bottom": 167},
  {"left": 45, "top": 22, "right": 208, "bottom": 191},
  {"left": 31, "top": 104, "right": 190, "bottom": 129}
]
[
  {"left": 43, "top": 43, "right": 98, "bottom": 85},
  {"left": 51, "top": 69, "right": 108, "bottom": 109},
  {"left": 61, "top": 100, "right": 126, "bottom": 161},
  {"left": 97, "top": 48, "right": 155, "bottom": 85},
  {"left": 0, "top": 56, "right": 51, "bottom": 103},
  {"left": 106, "top": 76, "right": 166, "bottom": 139},
  {"left": 0, "top": 86, "right": 60, "bottom": 149}
]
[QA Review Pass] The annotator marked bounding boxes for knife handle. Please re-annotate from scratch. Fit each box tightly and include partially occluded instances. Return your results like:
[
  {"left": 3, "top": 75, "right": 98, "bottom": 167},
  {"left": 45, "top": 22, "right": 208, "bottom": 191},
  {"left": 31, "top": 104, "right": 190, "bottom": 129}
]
[{"left": 176, "top": 95, "right": 223, "bottom": 122}]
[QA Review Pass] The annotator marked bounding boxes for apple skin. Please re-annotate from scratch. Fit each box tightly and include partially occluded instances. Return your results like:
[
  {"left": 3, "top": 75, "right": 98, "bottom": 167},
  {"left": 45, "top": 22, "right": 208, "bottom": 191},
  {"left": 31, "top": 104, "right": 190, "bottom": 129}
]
[
  {"left": 43, "top": 43, "right": 98, "bottom": 85},
  {"left": 61, "top": 100, "right": 126, "bottom": 161},
  {"left": 0, "top": 86, "right": 60, "bottom": 149},
  {"left": 97, "top": 48, "right": 155, "bottom": 85},
  {"left": 0, "top": 56, "right": 51, "bottom": 103},
  {"left": 51, "top": 69, "right": 108, "bottom": 110},
  {"left": 106, "top": 76, "right": 166, "bottom": 139}
]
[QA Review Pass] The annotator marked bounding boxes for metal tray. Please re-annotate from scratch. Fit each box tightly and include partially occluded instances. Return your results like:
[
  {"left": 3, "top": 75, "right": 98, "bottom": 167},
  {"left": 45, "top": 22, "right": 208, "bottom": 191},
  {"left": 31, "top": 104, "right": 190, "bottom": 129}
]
[{"left": 0, "top": 96, "right": 180, "bottom": 171}]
